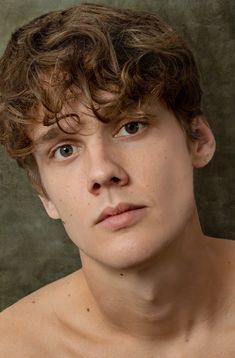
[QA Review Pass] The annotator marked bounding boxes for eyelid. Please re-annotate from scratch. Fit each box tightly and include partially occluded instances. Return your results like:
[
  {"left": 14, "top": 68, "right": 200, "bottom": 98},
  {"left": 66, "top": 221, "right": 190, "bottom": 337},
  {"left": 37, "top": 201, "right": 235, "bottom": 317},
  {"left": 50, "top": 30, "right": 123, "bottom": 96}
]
[
  {"left": 49, "top": 142, "right": 79, "bottom": 161},
  {"left": 47, "top": 136, "right": 79, "bottom": 151},
  {"left": 114, "top": 119, "right": 149, "bottom": 138}
]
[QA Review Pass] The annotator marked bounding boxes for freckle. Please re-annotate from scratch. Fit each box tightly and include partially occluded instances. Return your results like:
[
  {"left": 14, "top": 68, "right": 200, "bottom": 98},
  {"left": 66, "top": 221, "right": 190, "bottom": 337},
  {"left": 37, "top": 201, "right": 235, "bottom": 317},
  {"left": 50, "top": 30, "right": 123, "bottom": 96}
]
[
  {"left": 120, "top": 273, "right": 124, "bottom": 276},
  {"left": 32, "top": 300, "right": 36, "bottom": 304},
  {"left": 68, "top": 293, "right": 71, "bottom": 297},
  {"left": 227, "top": 261, "right": 231, "bottom": 264},
  {"left": 70, "top": 214, "right": 73, "bottom": 217},
  {"left": 185, "top": 338, "right": 189, "bottom": 342},
  {"left": 86, "top": 308, "right": 90, "bottom": 312}
]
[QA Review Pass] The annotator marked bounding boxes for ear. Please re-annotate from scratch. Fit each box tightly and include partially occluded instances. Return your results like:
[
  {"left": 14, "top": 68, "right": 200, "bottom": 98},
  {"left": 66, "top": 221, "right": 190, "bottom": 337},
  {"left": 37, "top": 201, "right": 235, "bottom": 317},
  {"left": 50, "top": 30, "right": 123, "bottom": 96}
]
[
  {"left": 38, "top": 195, "right": 60, "bottom": 219},
  {"left": 188, "top": 116, "right": 216, "bottom": 168}
]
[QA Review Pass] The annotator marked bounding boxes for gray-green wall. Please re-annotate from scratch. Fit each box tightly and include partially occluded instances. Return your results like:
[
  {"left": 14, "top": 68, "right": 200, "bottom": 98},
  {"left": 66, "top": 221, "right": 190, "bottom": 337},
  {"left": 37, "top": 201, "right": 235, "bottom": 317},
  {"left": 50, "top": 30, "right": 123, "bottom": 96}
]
[{"left": 0, "top": 0, "right": 235, "bottom": 311}]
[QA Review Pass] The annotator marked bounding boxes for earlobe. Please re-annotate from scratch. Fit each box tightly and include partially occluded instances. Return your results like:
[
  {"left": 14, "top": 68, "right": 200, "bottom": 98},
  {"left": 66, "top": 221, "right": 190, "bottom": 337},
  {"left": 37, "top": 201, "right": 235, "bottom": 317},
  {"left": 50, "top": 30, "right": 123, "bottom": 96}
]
[
  {"left": 189, "top": 116, "right": 216, "bottom": 168},
  {"left": 38, "top": 195, "right": 60, "bottom": 219}
]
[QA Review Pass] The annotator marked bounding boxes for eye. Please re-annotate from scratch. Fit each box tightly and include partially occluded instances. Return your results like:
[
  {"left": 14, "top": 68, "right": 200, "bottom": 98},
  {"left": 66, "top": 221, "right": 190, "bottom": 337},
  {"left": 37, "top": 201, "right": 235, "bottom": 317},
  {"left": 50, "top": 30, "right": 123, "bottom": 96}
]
[
  {"left": 115, "top": 121, "right": 148, "bottom": 137},
  {"left": 51, "top": 144, "right": 78, "bottom": 161}
]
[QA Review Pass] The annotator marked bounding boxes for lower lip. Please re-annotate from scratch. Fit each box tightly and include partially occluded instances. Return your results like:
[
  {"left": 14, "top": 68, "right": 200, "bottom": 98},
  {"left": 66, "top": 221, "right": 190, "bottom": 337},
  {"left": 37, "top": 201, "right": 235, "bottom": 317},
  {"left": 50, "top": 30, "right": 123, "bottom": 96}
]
[{"left": 97, "top": 207, "right": 147, "bottom": 231}]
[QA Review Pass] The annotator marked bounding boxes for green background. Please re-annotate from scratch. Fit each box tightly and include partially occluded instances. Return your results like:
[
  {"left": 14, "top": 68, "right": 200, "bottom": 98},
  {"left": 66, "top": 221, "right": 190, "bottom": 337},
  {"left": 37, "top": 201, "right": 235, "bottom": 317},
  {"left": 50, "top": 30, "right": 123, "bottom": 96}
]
[{"left": 0, "top": 0, "right": 234, "bottom": 311}]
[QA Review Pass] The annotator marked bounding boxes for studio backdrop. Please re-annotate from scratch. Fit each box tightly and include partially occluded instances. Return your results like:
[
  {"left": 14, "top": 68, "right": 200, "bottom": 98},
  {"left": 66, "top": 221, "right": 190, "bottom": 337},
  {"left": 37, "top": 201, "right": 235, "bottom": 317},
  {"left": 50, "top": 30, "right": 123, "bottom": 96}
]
[{"left": 0, "top": 0, "right": 234, "bottom": 311}]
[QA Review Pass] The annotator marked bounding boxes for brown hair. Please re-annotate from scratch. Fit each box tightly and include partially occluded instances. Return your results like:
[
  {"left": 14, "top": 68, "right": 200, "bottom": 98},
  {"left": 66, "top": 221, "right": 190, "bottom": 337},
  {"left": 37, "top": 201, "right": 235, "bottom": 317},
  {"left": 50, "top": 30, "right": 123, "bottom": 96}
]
[{"left": 0, "top": 3, "right": 202, "bottom": 196}]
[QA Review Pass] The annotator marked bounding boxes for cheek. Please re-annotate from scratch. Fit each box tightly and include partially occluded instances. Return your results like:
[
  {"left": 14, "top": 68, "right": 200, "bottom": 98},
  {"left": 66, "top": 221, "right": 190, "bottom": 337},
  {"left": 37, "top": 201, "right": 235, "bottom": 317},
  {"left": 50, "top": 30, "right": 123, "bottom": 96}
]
[
  {"left": 137, "top": 138, "right": 194, "bottom": 209},
  {"left": 158, "top": 149, "right": 195, "bottom": 231},
  {"left": 56, "top": 188, "right": 85, "bottom": 217},
  {"left": 40, "top": 170, "right": 85, "bottom": 219}
]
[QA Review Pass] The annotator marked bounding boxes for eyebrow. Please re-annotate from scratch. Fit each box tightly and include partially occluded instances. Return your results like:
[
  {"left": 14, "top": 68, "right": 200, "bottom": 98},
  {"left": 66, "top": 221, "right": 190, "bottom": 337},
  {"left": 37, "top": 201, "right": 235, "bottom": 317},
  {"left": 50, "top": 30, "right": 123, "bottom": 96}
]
[
  {"left": 33, "top": 105, "right": 156, "bottom": 148},
  {"left": 33, "top": 116, "right": 99, "bottom": 148},
  {"left": 34, "top": 126, "right": 70, "bottom": 147}
]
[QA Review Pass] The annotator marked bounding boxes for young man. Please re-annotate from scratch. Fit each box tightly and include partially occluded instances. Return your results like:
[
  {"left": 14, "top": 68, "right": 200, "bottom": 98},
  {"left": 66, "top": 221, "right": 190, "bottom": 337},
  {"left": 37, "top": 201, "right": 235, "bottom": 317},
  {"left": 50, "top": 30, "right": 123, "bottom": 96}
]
[{"left": 0, "top": 3, "right": 234, "bottom": 357}]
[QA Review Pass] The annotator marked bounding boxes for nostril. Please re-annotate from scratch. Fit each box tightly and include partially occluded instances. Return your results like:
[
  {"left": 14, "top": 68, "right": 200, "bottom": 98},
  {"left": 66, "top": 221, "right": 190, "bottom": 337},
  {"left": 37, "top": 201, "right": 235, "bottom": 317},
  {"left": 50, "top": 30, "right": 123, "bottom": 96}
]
[
  {"left": 111, "top": 177, "right": 120, "bottom": 183},
  {"left": 91, "top": 176, "right": 121, "bottom": 192},
  {"left": 93, "top": 183, "right": 101, "bottom": 190}
]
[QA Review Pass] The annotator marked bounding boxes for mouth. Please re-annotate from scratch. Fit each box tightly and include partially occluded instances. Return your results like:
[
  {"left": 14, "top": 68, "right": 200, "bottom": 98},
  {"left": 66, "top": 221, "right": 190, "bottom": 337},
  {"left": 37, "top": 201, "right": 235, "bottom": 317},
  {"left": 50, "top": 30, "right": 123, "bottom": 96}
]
[{"left": 96, "top": 204, "right": 147, "bottom": 231}]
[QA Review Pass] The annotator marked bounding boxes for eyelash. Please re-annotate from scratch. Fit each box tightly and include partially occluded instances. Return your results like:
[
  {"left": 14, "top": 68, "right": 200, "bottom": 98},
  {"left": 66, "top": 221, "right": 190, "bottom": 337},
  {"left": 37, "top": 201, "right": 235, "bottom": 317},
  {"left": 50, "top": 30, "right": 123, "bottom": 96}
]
[
  {"left": 49, "top": 120, "right": 149, "bottom": 161},
  {"left": 114, "top": 120, "right": 148, "bottom": 138},
  {"left": 50, "top": 144, "right": 78, "bottom": 161}
]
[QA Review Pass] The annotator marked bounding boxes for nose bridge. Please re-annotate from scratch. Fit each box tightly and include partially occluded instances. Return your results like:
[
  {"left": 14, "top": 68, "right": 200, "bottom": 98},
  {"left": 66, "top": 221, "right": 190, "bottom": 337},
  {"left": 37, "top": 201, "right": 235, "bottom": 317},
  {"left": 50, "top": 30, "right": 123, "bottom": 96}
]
[
  {"left": 86, "top": 131, "right": 111, "bottom": 163},
  {"left": 86, "top": 133, "right": 128, "bottom": 193},
  {"left": 89, "top": 132, "right": 110, "bottom": 160}
]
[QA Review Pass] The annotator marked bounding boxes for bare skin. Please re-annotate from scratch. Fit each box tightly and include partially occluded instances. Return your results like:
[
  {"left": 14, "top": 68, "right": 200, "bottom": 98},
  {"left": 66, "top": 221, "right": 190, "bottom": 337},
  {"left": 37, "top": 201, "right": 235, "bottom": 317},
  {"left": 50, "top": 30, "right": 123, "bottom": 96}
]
[
  {"left": 0, "top": 98, "right": 234, "bottom": 357},
  {"left": 1, "top": 237, "right": 235, "bottom": 357}
]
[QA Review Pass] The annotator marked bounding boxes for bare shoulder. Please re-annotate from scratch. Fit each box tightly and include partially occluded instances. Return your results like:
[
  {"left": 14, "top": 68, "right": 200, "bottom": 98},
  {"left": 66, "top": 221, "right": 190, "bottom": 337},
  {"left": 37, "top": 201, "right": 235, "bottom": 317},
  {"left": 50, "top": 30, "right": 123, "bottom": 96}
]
[{"left": 0, "top": 269, "right": 84, "bottom": 357}]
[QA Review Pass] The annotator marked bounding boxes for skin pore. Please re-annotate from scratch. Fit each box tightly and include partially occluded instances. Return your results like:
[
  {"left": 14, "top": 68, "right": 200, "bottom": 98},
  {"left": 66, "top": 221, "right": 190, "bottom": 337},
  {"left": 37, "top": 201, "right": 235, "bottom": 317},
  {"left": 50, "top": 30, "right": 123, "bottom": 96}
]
[{"left": 28, "top": 95, "right": 234, "bottom": 354}]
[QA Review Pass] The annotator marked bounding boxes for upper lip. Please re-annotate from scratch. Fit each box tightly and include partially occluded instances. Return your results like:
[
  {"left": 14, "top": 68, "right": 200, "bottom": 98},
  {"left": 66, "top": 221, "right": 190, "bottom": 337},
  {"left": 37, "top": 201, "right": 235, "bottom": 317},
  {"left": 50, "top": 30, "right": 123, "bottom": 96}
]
[{"left": 95, "top": 203, "right": 145, "bottom": 224}]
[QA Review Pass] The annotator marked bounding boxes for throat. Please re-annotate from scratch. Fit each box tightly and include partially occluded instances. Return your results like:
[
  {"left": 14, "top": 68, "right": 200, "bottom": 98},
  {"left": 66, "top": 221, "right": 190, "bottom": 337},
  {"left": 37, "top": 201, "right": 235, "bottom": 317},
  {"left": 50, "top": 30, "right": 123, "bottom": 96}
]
[{"left": 80, "top": 236, "right": 223, "bottom": 341}]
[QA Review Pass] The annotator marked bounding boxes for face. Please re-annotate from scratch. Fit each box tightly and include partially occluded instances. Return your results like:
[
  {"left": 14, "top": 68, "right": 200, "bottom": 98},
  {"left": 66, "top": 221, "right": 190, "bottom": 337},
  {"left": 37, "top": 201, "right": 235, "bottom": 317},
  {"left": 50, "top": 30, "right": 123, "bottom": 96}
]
[{"left": 32, "top": 97, "right": 215, "bottom": 269}]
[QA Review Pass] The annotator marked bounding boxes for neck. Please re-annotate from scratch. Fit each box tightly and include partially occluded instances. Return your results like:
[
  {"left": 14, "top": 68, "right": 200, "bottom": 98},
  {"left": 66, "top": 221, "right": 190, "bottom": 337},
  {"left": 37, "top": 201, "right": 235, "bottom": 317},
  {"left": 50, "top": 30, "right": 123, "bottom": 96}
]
[{"left": 80, "top": 214, "right": 223, "bottom": 342}]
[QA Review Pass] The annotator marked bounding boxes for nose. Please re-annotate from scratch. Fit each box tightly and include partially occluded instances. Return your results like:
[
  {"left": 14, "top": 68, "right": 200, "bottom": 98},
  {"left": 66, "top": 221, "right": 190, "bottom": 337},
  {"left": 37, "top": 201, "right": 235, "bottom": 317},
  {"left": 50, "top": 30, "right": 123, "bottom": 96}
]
[{"left": 86, "top": 139, "right": 129, "bottom": 195}]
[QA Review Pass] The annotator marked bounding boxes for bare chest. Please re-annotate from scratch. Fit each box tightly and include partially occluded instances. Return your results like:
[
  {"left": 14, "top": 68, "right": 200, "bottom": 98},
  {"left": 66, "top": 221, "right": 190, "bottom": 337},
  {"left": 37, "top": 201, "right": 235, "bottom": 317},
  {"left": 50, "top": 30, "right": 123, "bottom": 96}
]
[{"left": 44, "top": 329, "right": 235, "bottom": 358}]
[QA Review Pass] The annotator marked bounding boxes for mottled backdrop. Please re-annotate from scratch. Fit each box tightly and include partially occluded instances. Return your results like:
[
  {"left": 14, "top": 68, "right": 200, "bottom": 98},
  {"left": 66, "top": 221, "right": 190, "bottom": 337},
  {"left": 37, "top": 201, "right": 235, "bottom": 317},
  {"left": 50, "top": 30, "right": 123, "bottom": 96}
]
[{"left": 0, "top": 0, "right": 234, "bottom": 311}]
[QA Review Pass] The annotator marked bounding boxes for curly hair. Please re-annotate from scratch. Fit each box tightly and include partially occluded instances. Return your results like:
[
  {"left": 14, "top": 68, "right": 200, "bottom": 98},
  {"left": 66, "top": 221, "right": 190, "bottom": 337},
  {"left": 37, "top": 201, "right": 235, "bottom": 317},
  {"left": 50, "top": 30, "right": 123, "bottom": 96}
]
[{"left": 0, "top": 3, "right": 202, "bottom": 196}]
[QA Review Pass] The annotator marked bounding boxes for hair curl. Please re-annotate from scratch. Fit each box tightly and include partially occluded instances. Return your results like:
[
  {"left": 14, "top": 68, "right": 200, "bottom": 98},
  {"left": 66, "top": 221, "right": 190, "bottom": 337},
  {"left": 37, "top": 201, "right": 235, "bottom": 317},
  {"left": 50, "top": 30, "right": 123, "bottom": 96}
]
[{"left": 0, "top": 3, "right": 202, "bottom": 196}]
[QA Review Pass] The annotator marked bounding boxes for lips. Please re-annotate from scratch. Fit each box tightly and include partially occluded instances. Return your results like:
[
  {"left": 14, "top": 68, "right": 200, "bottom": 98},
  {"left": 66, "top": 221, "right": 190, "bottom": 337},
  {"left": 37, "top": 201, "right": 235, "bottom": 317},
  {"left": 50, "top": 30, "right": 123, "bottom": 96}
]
[{"left": 95, "top": 202, "right": 145, "bottom": 225}]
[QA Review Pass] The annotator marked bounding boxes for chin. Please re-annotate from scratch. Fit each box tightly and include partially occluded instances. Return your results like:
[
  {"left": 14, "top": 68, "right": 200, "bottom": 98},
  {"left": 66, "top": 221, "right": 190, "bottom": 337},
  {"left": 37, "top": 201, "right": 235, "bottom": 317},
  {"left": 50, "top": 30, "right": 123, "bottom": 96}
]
[{"left": 94, "top": 232, "right": 173, "bottom": 270}]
